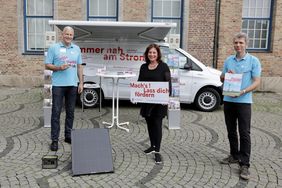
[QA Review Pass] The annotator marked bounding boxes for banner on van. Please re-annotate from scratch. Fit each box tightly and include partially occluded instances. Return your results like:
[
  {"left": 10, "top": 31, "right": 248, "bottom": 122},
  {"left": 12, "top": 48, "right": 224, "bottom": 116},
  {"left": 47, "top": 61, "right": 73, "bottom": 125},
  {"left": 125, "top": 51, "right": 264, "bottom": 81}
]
[{"left": 130, "top": 82, "right": 169, "bottom": 104}]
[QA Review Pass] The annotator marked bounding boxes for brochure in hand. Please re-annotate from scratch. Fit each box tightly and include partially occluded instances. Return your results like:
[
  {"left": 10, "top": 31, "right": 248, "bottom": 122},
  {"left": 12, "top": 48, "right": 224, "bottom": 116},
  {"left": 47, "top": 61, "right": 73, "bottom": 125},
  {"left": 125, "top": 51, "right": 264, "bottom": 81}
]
[{"left": 223, "top": 73, "right": 243, "bottom": 96}]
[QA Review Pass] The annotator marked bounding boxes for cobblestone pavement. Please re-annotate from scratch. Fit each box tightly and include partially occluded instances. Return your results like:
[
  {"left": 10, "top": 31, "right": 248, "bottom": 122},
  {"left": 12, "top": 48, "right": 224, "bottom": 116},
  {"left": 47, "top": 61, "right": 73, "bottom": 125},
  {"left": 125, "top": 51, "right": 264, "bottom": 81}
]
[{"left": 0, "top": 87, "right": 281, "bottom": 188}]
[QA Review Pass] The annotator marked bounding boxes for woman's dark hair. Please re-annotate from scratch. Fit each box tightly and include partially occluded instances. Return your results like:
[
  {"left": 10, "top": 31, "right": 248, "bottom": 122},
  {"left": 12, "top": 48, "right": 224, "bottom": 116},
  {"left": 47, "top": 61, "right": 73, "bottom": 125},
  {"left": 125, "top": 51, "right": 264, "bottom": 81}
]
[{"left": 144, "top": 44, "right": 162, "bottom": 64}]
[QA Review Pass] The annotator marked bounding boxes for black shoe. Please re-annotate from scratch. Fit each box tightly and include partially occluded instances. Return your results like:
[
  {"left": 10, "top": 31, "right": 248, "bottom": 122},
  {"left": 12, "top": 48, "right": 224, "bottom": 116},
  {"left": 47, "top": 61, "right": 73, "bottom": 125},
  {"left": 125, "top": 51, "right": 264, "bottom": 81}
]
[
  {"left": 240, "top": 165, "right": 250, "bottom": 180},
  {"left": 144, "top": 147, "right": 155, "bottom": 154},
  {"left": 155, "top": 153, "right": 162, "bottom": 164},
  {"left": 50, "top": 141, "right": 58, "bottom": 151},
  {"left": 64, "top": 137, "right": 71, "bottom": 144},
  {"left": 220, "top": 155, "right": 239, "bottom": 164}
]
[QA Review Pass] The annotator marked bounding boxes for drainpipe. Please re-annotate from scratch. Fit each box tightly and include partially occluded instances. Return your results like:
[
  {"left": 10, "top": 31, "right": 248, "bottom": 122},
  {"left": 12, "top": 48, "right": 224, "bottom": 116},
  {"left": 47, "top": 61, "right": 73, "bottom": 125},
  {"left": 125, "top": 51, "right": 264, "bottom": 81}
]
[{"left": 213, "top": 0, "right": 221, "bottom": 69}]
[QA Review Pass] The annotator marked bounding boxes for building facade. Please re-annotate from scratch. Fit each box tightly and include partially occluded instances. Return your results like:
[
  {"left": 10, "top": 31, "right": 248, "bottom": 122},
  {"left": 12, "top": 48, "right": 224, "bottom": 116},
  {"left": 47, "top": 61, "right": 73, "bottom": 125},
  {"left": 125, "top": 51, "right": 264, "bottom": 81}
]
[{"left": 0, "top": 0, "right": 281, "bottom": 92}]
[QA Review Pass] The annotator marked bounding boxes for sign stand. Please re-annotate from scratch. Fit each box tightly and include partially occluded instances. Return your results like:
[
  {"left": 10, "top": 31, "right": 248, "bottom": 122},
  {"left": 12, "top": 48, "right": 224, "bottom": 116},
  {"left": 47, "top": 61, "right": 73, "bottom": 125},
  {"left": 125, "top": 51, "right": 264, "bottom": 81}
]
[{"left": 166, "top": 52, "right": 181, "bottom": 130}]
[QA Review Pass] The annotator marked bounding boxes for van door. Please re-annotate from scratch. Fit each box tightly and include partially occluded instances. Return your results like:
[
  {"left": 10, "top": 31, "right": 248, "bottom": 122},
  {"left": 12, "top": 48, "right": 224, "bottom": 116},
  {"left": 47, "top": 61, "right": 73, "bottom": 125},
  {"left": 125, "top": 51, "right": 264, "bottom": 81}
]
[{"left": 178, "top": 53, "right": 194, "bottom": 102}]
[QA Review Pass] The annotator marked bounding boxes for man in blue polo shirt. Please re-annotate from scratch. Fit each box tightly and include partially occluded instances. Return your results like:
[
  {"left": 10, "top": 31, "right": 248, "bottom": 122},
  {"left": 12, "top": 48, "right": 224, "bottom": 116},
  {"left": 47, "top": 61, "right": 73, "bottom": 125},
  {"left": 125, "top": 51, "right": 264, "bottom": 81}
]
[
  {"left": 45, "top": 26, "right": 83, "bottom": 151},
  {"left": 220, "top": 32, "right": 261, "bottom": 180}
]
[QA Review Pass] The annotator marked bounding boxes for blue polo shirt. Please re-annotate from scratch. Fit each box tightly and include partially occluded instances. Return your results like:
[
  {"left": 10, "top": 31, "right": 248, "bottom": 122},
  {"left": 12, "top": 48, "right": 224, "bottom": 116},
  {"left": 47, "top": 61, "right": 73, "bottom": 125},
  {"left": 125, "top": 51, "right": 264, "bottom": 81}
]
[
  {"left": 222, "top": 53, "right": 261, "bottom": 103},
  {"left": 45, "top": 42, "right": 82, "bottom": 86}
]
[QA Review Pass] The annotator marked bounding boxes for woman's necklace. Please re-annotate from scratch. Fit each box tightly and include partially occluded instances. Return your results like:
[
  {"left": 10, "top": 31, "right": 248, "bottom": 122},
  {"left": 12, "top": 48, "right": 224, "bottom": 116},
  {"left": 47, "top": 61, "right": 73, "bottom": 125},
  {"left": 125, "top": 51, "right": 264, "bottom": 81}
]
[{"left": 148, "top": 63, "right": 158, "bottom": 70}]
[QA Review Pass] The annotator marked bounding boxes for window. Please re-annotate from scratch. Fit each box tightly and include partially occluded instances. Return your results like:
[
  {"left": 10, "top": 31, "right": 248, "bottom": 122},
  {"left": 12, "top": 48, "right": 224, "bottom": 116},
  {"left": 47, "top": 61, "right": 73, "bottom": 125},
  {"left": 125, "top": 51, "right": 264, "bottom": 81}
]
[
  {"left": 242, "top": 0, "right": 273, "bottom": 51},
  {"left": 161, "top": 47, "right": 202, "bottom": 71},
  {"left": 152, "top": 0, "right": 183, "bottom": 47},
  {"left": 87, "top": 0, "right": 118, "bottom": 21},
  {"left": 24, "top": 0, "right": 53, "bottom": 52}
]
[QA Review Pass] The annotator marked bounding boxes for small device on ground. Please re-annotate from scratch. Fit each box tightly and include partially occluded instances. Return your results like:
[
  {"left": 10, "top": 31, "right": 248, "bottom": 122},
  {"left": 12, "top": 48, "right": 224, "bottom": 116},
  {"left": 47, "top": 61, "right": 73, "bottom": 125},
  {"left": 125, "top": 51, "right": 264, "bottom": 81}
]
[{"left": 42, "top": 155, "right": 58, "bottom": 169}]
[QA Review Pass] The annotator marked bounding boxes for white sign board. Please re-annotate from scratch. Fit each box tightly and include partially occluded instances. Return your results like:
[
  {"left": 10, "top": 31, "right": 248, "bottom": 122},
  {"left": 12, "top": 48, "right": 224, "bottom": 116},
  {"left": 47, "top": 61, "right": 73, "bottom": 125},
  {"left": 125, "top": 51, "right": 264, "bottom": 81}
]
[{"left": 130, "top": 82, "right": 169, "bottom": 104}]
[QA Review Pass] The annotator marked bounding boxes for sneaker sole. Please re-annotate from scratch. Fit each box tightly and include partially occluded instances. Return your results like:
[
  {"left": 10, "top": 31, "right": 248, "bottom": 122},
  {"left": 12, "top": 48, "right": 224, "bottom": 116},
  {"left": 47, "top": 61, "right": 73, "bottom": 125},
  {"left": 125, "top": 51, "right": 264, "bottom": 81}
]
[
  {"left": 144, "top": 151, "right": 155, "bottom": 155},
  {"left": 240, "top": 174, "right": 250, "bottom": 180},
  {"left": 240, "top": 170, "right": 250, "bottom": 180},
  {"left": 220, "top": 160, "right": 239, "bottom": 164},
  {"left": 220, "top": 161, "right": 238, "bottom": 165}
]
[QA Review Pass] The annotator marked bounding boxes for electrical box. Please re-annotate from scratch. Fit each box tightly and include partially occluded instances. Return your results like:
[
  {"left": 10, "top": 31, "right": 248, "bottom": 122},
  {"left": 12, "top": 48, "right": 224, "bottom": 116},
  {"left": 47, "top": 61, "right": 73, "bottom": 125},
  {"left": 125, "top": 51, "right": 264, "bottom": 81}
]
[
  {"left": 168, "top": 34, "right": 180, "bottom": 49},
  {"left": 45, "top": 31, "right": 56, "bottom": 48}
]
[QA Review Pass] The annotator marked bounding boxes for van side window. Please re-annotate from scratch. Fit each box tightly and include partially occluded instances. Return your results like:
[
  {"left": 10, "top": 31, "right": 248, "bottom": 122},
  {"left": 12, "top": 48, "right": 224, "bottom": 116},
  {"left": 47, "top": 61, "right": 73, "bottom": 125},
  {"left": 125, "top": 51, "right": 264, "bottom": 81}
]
[
  {"left": 180, "top": 54, "right": 202, "bottom": 72},
  {"left": 161, "top": 47, "right": 187, "bottom": 68},
  {"left": 161, "top": 47, "right": 202, "bottom": 71},
  {"left": 188, "top": 58, "right": 202, "bottom": 71}
]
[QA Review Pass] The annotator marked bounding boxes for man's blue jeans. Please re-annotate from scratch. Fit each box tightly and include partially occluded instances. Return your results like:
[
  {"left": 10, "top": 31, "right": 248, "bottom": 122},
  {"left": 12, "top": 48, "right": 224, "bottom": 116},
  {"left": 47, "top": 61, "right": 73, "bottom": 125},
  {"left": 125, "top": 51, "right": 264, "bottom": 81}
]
[{"left": 51, "top": 86, "right": 77, "bottom": 142}]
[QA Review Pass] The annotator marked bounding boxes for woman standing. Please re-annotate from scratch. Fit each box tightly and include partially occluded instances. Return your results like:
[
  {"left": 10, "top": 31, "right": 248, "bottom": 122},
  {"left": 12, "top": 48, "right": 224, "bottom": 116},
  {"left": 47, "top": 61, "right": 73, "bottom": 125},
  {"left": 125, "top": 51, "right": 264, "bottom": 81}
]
[{"left": 138, "top": 44, "right": 171, "bottom": 164}]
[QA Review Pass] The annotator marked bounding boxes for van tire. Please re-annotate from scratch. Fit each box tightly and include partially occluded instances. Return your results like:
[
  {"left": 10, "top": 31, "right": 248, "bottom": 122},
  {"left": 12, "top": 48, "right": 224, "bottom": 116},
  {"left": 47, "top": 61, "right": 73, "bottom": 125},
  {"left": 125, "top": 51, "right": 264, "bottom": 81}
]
[
  {"left": 78, "top": 88, "right": 100, "bottom": 108},
  {"left": 194, "top": 88, "right": 220, "bottom": 112}
]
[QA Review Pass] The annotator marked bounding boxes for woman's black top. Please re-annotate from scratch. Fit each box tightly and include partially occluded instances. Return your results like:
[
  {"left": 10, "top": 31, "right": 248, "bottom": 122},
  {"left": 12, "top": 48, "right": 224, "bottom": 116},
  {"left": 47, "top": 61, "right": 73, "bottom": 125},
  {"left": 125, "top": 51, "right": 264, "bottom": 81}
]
[{"left": 138, "top": 61, "right": 171, "bottom": 118}]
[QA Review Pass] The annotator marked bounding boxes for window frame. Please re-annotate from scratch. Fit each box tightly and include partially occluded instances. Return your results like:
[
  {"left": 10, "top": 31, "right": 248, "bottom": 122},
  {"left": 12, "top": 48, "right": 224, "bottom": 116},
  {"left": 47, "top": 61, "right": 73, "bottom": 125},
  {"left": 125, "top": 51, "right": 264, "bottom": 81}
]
[
  {"left": 151, "top": 0, "right": 184, "bottom": 48},
  {"left": 242, "top": 0, "right": 274, "bottom": 52},
  {"left": 23, "top": 0, "right": 54, "bottom": 54},
  {"left": 87, "top": 0, "right": 119, "bottom": 21}
]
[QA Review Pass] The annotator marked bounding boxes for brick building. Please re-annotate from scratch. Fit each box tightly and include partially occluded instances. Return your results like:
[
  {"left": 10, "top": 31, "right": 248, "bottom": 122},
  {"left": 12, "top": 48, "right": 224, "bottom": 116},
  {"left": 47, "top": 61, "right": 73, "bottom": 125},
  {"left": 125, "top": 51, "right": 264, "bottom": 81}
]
[{"left": 0, "top": 0, "right": 281, "bottom": 92}]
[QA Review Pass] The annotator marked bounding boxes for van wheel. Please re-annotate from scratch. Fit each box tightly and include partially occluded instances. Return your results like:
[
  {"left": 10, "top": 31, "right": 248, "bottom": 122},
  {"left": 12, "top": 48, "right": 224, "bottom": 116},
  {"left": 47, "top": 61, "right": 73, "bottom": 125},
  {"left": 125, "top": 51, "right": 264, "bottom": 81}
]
[
  {"left": 195, "top": 88, "right": 220, "bottom": 112},
  {"left": 78, "top": 88, "right": 100, "bottom": 108}
]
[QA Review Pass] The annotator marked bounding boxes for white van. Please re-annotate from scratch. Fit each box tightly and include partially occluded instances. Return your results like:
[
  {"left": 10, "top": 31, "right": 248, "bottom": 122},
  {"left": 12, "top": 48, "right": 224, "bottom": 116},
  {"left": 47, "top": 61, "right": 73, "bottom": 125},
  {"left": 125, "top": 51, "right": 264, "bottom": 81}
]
[{"left": 49, "top": 20, "right": 223, "bottom": 112}]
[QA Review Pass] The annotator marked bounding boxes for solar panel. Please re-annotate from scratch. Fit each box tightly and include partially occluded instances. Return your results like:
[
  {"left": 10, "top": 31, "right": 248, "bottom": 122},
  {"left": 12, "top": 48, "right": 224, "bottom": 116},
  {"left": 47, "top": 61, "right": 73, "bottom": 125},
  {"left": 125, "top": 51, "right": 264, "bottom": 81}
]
[{"left": 71, "top": 128, "right": 114, "bottom": 176}]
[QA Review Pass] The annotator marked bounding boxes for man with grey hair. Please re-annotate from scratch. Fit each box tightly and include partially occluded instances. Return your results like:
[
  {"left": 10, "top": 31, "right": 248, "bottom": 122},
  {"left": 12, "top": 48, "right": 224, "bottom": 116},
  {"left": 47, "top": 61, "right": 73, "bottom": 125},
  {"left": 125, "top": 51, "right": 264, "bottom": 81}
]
[
  {"left": 220, "top": 32, "right": 261, "bottom": 180},
  {"left": 45, "top": 26, "right": 83, "bottom": 151}
]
